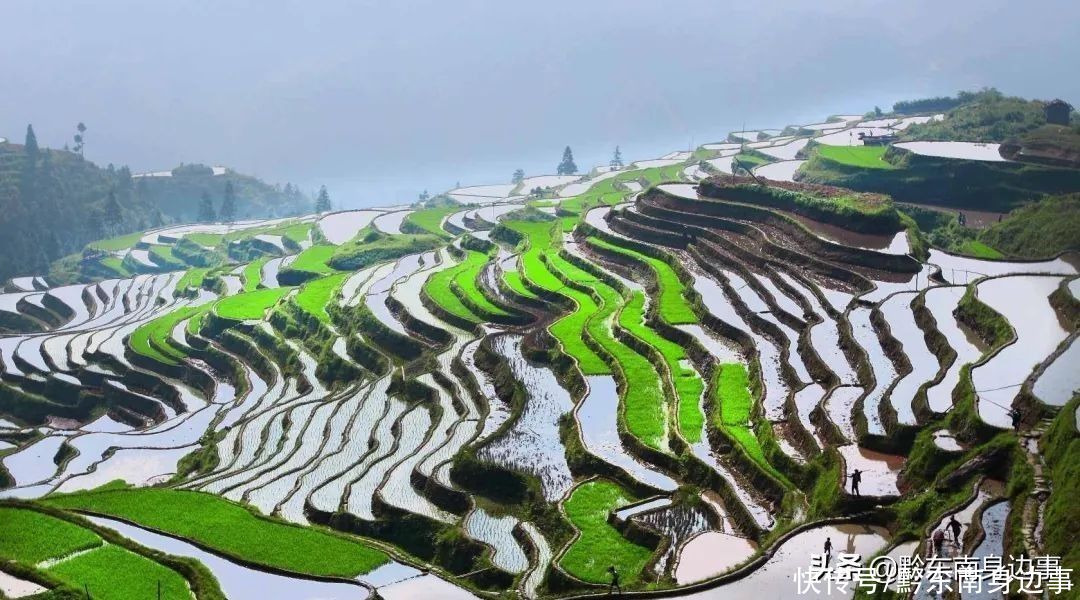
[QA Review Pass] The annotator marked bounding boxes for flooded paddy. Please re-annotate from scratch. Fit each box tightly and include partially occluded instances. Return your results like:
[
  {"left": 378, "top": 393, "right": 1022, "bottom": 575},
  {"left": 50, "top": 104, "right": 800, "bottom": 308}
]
[
  {"left": 894, "top": 141, "right": 1007, "bottom": 161},
  {"left": 754, "top": 160, "right": 806, "bottom": 182},
  {"left": 922, "top": 286, "right": 986, "bottom": 412},
  {"left": 577, "top": 376, "right": 678, "bottom": 491},
  {"left": 477, "top": 335, "right": 575, "bottom": 501},
  {"left": 879, "top": 292, "right": 937, "bottom": 425},
  {"left": 681, "top": 523, "right": 889, "bottom": 598},
  {"left": 319, "top": 210, "right": 381, "bottom": 244},
  {"left": 1033, "top": 336, "right": 1079, "bottom": 406},
  {"left": 972, "top": 276, "right": 1068, "bottom": 428}
]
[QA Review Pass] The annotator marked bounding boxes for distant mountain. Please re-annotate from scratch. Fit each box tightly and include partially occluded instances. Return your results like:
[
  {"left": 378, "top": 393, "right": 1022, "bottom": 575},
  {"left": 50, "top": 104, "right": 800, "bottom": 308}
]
[{"left": 0, "top": 130, "right": 309, "bottom": 282}]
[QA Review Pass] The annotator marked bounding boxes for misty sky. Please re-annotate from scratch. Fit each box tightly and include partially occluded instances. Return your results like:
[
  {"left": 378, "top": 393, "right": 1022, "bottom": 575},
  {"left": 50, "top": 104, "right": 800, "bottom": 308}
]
[{"left": 4, "top": 0, "right": 1078, "bottom": 208}]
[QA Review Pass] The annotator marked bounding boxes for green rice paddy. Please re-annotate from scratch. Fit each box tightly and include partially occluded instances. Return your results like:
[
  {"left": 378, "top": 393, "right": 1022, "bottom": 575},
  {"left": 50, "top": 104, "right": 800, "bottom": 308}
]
[
  {"left": 44, "top": 488, "right": 389, "bottom": 578},
  {"left": 129, "top": 305, "right": 206, "bottom": 365},
  {"left": 242, "top": 257, "right": 268, "bottom": 291},
  {"left": 559, "top": 480, "right": 652, "bottom": 585},
  {"left": 289, "top": 245, "right": 337, "bottom": 274},
  {"left": 295, "top": 273, "right": 349, "bottom": 323},
  {"left": 816, "top": 145, "right": 897, "bottom": 170},
  {"left": 214, "top": 287, "right": 291, "bottom": 320},
  {"left": 587, "top": 237, "right": 697, "bottom": 324}
]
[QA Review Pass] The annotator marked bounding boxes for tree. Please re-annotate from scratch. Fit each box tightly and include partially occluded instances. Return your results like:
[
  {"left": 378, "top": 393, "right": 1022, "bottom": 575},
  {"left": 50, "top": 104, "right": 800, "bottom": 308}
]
[
  {"left": 103, "top": 189, "right": 123, "bottom": 231},
  {"left": 197, "top": 191, "right": 216, "bottom": 222},
  {"left": 512, "top": 169, "right": 525, "bottom": 184},
  {"left": 24, "top": 125, "right": 39, "bottom": 160},
  {"left": 557, "top": 146, "right": 578, "bottom": 175},
  {"left": 610, "top": 146, "right": 623, "bottom": 169},
  {"left": 219, "top": 181, "right": 237, "bottom": 222},
  {"left": 73, "top": 122, "right": 87, "bottom": 156},
  {"left": 315, "top": 185, "right": 332, "bottom": 213},
  {"left": 873, "top": 106, "right": 883, "bottom": 117},
  {"left": 419, "top": 189, "right": 430, "bottom": 201}
]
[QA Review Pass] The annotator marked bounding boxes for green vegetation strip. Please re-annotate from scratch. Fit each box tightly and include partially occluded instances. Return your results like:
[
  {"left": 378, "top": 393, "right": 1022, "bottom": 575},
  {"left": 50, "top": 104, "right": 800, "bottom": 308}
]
[
  {"left": 242, "top": 257, "right": 269, "bottom": 291},
  {"left": 620, "top": 291, "right": 704, "bottom": 442},
  {"left": 547, "top": 253, "right": 668, "bottom": 449},
  {"left": 588, "top": 237, "right": 697, "bottom": 324},
  {"left": 215, "top": 287, "right": 291, "bottom": 320},
  {"left": 0, "top": 506, "right": 190, "bottom": 600},
  {"left": 290, "top": 245, "right": 337, "bottom": 274},
  {"left": 44, "top": 488, "right": 389, "bottom": 577},
  {"left": 49, "top": 544, "right": 192, "bottom": 600},
  {"left": 713, "top": 364, "right": 791, "bottom": 486},
  {"left": 404, "top": 205, "right": 459, "bottom": 238},
  {"left": 88, "top": 231, "right": 143, "bottom": 251},
  {"left": 295, "top": 273, "right": 350, "bottom": 323},
  {"left": 129, "top": 305, "right": 207, "bottom": 365},
  {"left": 0, "top": 506, "right": 101, "bottom": 563},
  {"left": 560, "top": 480, "right": 652, "bottom": 585},
  {"left": 815, "top": 145, "right": 897, "bottom": 170},
  {"left": 425, "top": 250, "right": 509, "bottom": 322},
  {"left": 176, "top": 267, "right": 209, "bottom": 293}
]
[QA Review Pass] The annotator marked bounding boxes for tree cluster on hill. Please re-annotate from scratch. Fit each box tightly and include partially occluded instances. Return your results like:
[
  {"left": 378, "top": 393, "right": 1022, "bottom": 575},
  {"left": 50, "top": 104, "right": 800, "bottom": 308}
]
[
  {"left": 0, "top": 125, "right": 311, "bottom": 282},
  {"left": 901, "top": 88, "right": 1078, "bottom": 144},
  {"left": 0, "top": 126, "right": 162, "bottom": 281}
]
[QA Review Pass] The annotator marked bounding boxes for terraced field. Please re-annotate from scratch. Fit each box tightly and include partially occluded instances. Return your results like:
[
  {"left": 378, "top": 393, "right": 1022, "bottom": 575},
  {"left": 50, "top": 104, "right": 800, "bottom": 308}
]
[{"left": 1, "top": 108, "right": 1077, "bottom": 599}]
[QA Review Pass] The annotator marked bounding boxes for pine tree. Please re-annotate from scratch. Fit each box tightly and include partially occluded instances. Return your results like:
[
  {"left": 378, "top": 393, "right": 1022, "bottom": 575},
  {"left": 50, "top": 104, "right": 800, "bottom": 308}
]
[
  {"left": 512, "top": 169, "right": 525, "bottom": 184},
  {"left": 557, "top": 146, "right": 577, "bottom": 175},
  {"left": 219, "top": 181, "right": 237, "bottom": 222},
  {"left": 24, "top": 125, "right": 39, "bottom": 161},
  {"left": 197, "top": 191, "right": 217, "bottom": 222},
  {"left": 103, "top": 189, "right": 123, "bottom": 232},
  {"left": 315, "top": 185, "right": 332, "bottom": 213},
  {"left": 610, "top": 146, "right": 623, "bottom": 169}
]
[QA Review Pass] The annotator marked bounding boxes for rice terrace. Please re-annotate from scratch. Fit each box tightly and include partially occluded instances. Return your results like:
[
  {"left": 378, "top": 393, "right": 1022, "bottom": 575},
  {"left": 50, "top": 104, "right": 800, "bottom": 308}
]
[{"left": 2, "top": 31, "right": 1080, "bottom": 600}]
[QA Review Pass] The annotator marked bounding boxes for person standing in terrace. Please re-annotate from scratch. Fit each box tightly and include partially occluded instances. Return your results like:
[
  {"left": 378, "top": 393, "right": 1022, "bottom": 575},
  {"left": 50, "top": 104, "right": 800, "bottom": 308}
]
[
  {"left": 607, "top": 566, "right": 622, "bottom": 596},
  {"left": 850, "top": 469, "right": 863, "bottom": 496}
]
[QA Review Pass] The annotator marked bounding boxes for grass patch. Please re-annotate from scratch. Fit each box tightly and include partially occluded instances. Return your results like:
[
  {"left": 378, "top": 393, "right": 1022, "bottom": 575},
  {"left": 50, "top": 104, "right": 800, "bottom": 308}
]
[
  {"left": 44, "top": 488, "right": 389, "bottom": 577},
  {"left": 289, "top": 245, "right": 337, "bottom": 275},
  {"left": 329, "top": 228, "right": 443, "bottom": 271},
  {"left": 99, "top": 256, "right": 131, "bottom": 276},
  {"left": 88, "top": 231, "right": 143, "bottom": 252},
  {"left": 242, "top": 257, "right": 268, "bottom": 291},
  {"left": 560, "top": 480, "right": 652, "bottom": 585},
  {"left": 404, "top": 205, "right": 459, "bottom": 238},
  {"left": 215, "top": 287, "right": 291, "bottom": 321},
  {"left": 148, "top": 244, "right": 184, "bottom": 268},
  {"left": 176, "top": 267, "right": 209, "bottom": 293},
  {"left": 502, "top": 270, "right": 538, "bottom": 300},
  {"left": 295, "top": 273, "right": 350, "bottom": 323},
  {"left": 47, "top": 544, "right": 191, "bottom": 600},
  {"left": 958, "top": 240, "right": 1004, "bottom": 259},
  {"left": 0, "top": 506, "right": 101, "bottom": 563},
  {"left": 423, "top": 251, "right": 492, "bottom": 323},
  {"left": 816, "top": 145, "right": 897, "bottom": 170}
]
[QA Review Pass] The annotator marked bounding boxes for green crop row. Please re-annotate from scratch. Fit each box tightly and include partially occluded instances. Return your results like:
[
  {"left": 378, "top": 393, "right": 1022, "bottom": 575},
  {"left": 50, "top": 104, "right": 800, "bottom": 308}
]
[
  {"left": 424, "top": 253, "right": 482, "bottom": 324},
  {"left": 713, "top": 363, "right": 790, "bottom": 485},
  {"left": 559, "top": 480, "right": 652, "bottom": 585},
  {"left": 43, "top": 488, "right": 389, "bottom": 578},
  {"left": 404, "top": 205, "right": 459, "bottom": 238},
  {"left": 587, "top": 237, "right": 697, "bottom": 325},
  {"left": 129, "top": 305, "right": 207, "bottom": 365},
  {"left": 620, "top": 291, "right": 705, "bottom": 443},
  {"left": 176, "top": 267, "right": 210, "bottom": 293},
  {"left": 545, "top": 254, "right": 668, "bottom": 449},
  {"left": 242, "top": 257, "right": 268, "bottom": 291}
]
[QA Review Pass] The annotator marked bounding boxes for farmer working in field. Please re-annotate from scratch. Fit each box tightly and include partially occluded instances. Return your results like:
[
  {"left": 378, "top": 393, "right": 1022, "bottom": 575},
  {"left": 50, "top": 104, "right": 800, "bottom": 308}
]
[
  {"left": 948, "top": 515, "right": 962, "bottom": 544},
  {"left": 607, "top": 565, "right": 622, "bottom": 596},
  {"left": 850, "top": 469, "right": 863, "bottom": 496}
]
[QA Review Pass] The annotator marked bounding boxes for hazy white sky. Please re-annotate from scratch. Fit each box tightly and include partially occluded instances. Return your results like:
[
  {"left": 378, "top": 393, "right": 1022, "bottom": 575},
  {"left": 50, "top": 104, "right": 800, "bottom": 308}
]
[{"left": 4, "top": 0, "right": 1077, "bottom": 207}]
